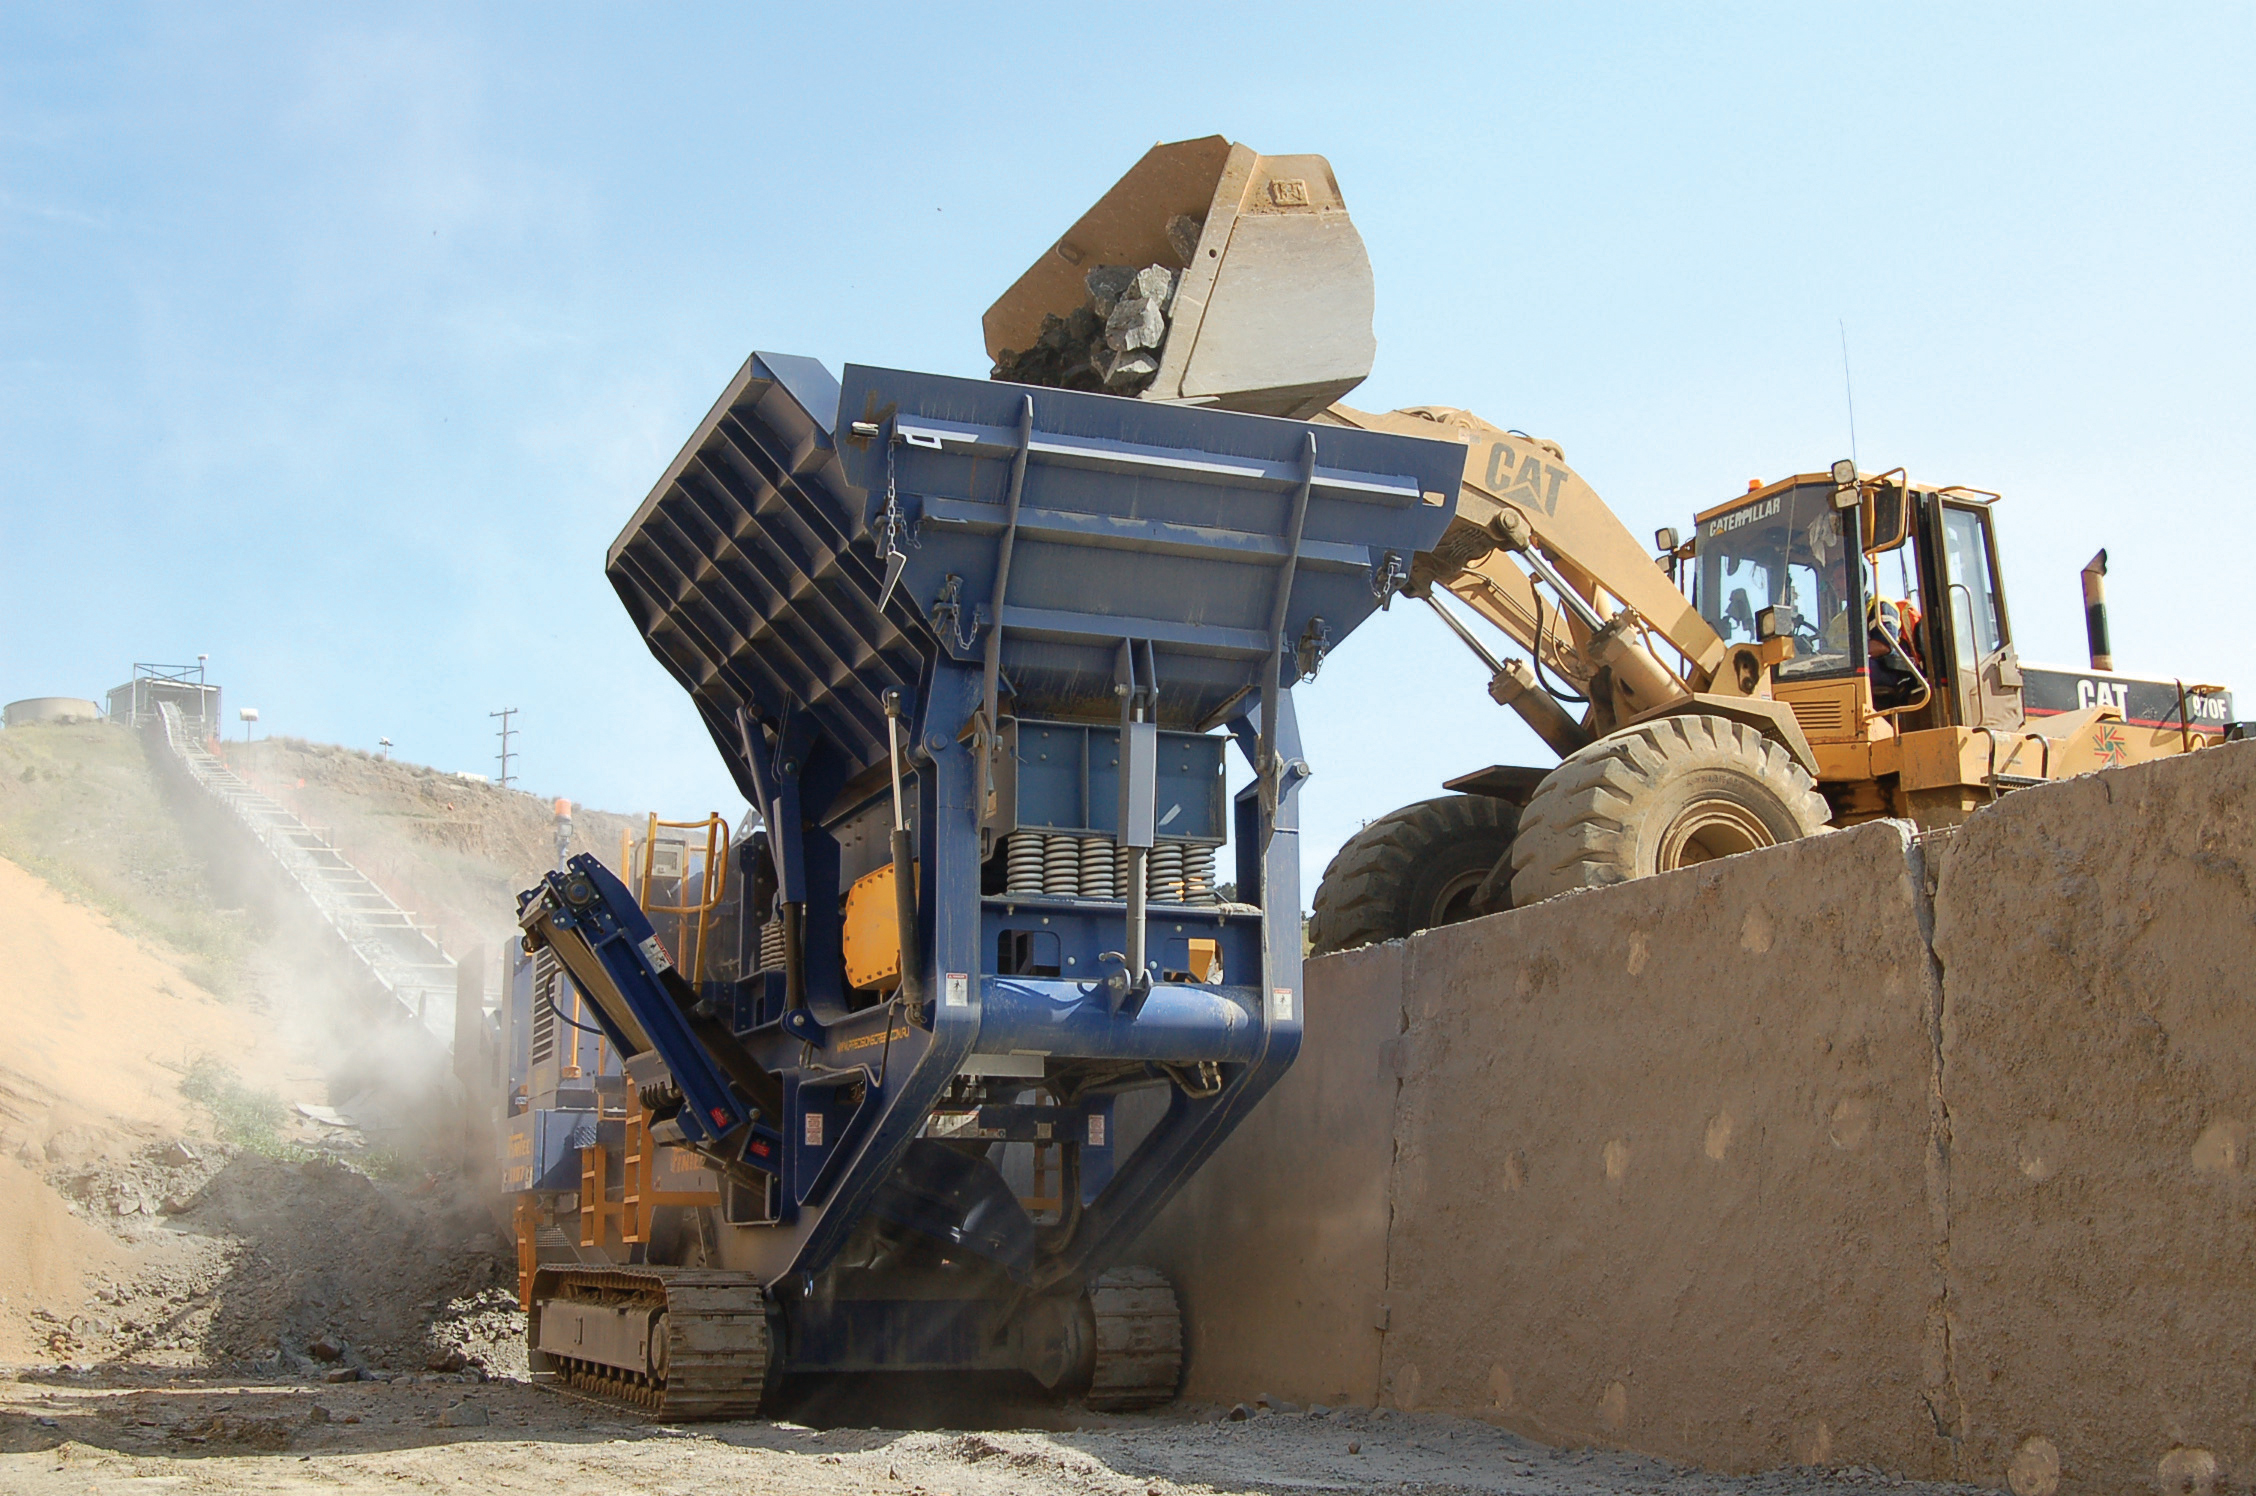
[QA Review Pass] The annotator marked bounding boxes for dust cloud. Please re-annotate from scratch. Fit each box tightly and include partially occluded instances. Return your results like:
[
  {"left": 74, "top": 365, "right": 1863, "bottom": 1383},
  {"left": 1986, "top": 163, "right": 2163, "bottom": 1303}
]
[{"left": 0, "top": 719, "right": 608, "bottom": 1382}]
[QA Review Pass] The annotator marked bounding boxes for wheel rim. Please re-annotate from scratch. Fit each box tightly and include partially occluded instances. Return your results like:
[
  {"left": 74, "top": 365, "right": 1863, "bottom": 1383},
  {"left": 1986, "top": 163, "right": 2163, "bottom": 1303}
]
[
  {"left": 1427, "top": 868, "right": 1491, "bottom": 928},
  {"left": 1656, "top": 798, "right": 1775, "bottom": 869},
  {"left": 648, "top": 1312, "right": 669, "bottom": 1380}
]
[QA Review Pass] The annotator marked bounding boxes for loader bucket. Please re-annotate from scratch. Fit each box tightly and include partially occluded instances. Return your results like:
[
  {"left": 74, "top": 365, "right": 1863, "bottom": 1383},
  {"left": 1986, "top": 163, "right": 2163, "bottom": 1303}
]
[{"left": 982, "top": 136, "right": 1376, "bottom": 420}]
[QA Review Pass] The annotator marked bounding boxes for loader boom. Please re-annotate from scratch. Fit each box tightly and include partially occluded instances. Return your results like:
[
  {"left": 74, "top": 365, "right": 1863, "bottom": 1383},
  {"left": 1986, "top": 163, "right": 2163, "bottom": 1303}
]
[{"left": 1323, "top": 402, "right": 1733, "bottom": 738}]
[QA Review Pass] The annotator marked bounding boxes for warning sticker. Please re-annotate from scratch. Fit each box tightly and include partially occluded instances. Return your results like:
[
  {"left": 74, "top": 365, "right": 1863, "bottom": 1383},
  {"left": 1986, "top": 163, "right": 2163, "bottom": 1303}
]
[
  {"left": 945, "top": 972, "right": 969, "bottom": 1008},
  {"left": 1087, "top": 1113, "right": 1107, "bottom": 1148},
  {"left": 638, "top": 935, "right": 673, "bottom": 973},
  {"left": 803, "top": 1111, "right": 824, "bottom": 1147},
  {"left": 1271, "top": 986, "right": 1295, "bottom": 1021}
]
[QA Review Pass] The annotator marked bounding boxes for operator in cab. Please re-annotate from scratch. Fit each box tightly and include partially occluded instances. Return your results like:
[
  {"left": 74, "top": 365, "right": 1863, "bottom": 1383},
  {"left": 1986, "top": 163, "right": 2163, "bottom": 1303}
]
[{"left": 1868, "top": 595, "right": 1927, "bottom": 709}]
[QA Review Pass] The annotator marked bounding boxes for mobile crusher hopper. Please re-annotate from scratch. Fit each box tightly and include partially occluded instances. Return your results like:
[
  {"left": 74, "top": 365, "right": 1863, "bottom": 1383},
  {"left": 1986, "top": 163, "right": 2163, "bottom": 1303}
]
[{"left": 509, "top": 354, "right": 1461, "bottom": 1414}]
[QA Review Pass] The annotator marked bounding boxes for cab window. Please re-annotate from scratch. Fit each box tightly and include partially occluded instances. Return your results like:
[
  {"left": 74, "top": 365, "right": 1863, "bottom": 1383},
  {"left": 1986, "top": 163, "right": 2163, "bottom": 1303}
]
[
  {"left": 1693, "top": 483, "right": 1859, "bottom": 679},
  {"left": 1940, "top": 505, "right": 2005, "bottom": 670}
]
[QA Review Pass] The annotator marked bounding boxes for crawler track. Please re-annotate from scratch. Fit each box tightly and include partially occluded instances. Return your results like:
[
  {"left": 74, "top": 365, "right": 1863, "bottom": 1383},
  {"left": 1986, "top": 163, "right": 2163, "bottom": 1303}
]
[
  {"left": 1085, "top": 1266, "right": 1183, "bottom": 1411},
  {"left": 532, "top": 1267, "right": 769, "bottom": 1421}
]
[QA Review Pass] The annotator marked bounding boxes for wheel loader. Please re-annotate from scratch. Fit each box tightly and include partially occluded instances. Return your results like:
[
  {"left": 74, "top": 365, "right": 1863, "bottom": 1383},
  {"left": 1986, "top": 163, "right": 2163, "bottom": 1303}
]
[
  {"left": 1293, "top": 418, "right": 2247, "bottom": 951},
  {"left": 972, "top": 134, "right": 2242, "bottom": 956}
]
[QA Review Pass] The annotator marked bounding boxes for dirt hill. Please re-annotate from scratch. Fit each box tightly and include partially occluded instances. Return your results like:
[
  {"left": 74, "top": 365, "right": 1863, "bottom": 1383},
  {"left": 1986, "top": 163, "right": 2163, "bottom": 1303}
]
[
  {"left": 0, "top": 721, "right": 261, "bottom": 998},
  {"left": 0, "top": 719, "right": 671, "bottom": 1377}
]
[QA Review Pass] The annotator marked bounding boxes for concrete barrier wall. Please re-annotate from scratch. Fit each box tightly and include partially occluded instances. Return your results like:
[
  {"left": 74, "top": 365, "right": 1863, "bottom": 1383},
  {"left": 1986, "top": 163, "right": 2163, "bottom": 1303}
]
[
  {"left": 1380, "top": 820, "right": 1949, "bottom": 1474},
  {"left": 1136, "top": 741, "right": 2256, "bottom": 1494},
  {"left": 1134, "top": 939, "right": 1400, "bottom": 1408},
  {"left": 1930, "top": 749, "right": 2256, "bottom": 1496}
]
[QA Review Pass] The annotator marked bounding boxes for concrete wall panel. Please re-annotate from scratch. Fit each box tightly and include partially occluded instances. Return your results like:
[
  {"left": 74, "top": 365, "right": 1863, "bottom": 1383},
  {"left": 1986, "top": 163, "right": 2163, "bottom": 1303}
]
[
  {"left": 1931, "top": 743, "right": 2256, "bottom": 1496},
  {"left": 1137, "top": 744, "right": 2256, "bottom": 1489},
  {"left": 1378, "top": 821, "right": 1948, "bottom": 1475},
  {"left": 1135, "top": 939, "right": 1403, "bottom": 1407}
]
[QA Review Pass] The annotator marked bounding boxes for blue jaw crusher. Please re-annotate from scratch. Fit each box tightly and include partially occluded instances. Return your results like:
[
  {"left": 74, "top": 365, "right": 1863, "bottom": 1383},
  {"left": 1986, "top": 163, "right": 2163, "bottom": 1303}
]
[{"left": 508, "top": 355, "right": 1460, "bottom": 1415}]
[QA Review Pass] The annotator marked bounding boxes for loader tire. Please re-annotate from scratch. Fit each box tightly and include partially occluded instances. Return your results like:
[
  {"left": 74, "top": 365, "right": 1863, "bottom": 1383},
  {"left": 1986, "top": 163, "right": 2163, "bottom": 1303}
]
[
  {"left": 1509, "top": 713, "right": 1830, "bottom": 907},
  {"left": 1308, "top": 794, "right": 1519, "bottom": 957}
]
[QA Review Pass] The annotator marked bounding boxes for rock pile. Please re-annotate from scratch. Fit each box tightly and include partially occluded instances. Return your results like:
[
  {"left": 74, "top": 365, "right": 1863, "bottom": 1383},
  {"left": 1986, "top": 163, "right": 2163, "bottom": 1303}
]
[
  {"left": 23, "top": 1140, "right": 521, "bottom": 1380},
  {"left": 992, "top": 215, "right": 1204, "bottom": 396}
]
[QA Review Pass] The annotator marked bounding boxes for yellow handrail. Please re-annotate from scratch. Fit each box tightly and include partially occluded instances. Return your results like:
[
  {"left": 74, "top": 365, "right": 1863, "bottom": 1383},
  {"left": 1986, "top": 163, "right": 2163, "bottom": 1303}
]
[{"left": 628, "top": 812, "right": 731, "bottom": 984}]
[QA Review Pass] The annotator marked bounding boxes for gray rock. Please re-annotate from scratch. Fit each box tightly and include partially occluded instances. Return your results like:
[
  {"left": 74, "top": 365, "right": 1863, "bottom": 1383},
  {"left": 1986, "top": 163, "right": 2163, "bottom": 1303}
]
[
  {"left": 323, "top": 1366, "right": 361, "bottom": 1384},
  {"left": 1130, "top": 264, "right": 1178, "bottom": 310},
  {"left": 1085, "top": 265, "right": 1136, "bottom": 317},
  {"left": 1035, "top": 313, "right": 1075, "bottom": 352},
  {"left": 437, "top": 1400, "right": 489, "bottom": 1428},
  {"left": 1105, "top": 298, "right": 1167, "bottom": 355},
  {"left": 1102, "top": 350, "right": 1161, "bottom": 389}
]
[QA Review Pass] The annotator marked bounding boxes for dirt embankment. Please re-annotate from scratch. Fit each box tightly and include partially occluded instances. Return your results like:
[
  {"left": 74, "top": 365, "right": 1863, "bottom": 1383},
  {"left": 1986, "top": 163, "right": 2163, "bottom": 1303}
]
[
  {"left": 0, "top": 849, "right": 516, "bottom": 1376},
  {"left": 0, "top": 723, "right": 262, "bottom": 997},
  {"left": 0, "top": 721, "right": 527, "bottom": 1379}
]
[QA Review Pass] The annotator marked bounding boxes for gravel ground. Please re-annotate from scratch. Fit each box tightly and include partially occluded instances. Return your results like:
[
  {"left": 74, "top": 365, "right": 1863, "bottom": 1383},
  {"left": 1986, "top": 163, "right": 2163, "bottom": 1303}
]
[{"left": 0, "top": 1370, "right": 1996, "bottom": 1496}]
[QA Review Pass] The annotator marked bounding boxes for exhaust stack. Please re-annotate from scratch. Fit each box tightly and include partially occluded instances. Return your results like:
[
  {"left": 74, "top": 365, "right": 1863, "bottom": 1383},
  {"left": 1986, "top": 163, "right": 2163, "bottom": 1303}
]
[{"left": 2081, "top": 550, "right": 2113, "bottom": 672}]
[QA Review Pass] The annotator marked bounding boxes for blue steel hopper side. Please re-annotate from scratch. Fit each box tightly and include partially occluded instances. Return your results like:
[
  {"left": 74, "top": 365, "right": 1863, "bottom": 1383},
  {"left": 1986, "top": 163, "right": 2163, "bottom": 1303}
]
[{"left": 516, "top": 353, "right": 1461, "bottom": 1403}]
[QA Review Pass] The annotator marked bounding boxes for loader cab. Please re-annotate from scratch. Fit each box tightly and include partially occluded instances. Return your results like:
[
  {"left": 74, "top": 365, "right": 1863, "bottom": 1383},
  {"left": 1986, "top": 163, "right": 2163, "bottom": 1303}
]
[
  {"left": 1690, "top": 470, "right": 2024, "bottom": 747},
  {"left": 1837, "top": 476, "right": 2023, "bottom": 735},
  {"left": 1907, "top": 489, "right": 2022, "bottom": 732},
  {"left": 1691, "top": 476, "right": 1868, "bottom": 686}
]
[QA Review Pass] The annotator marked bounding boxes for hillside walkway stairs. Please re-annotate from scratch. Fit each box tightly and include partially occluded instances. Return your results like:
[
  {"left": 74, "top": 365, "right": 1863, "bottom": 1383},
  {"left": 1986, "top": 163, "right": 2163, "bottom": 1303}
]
[{"left": 155, "top": 702, "right": 457, "bottom": 1043}]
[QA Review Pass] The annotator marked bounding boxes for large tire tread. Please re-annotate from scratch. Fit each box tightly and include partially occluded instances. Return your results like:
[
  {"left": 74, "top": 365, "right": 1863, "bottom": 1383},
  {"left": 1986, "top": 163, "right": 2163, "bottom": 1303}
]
[
  {"left": 1509, "top": 715, "right": 1830, "bottom": 907},
  {"left": 1309, "top": 794, "right": 1518, "bottom": 956}
]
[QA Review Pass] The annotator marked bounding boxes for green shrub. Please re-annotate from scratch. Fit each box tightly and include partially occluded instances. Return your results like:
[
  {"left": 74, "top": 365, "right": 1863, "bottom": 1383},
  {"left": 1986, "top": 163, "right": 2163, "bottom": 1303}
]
[{"left": 179, "top": 1057, "right": 304, "bottom": 1159}]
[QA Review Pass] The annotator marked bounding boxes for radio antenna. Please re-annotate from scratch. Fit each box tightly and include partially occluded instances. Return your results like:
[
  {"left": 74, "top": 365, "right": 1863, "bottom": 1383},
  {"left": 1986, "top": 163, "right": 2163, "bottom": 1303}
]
[{"left": 1838, "top": 319, "right": 1859, "bottom": 468}]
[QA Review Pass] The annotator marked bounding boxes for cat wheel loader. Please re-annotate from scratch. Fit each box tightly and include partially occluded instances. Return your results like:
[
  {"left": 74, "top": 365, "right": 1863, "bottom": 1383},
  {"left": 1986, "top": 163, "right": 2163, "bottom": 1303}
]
[
  {"left": 1305, "top": 409, "right": 2242, "bottom": 953},
  {"left": 972, "top": 133, "right": 2242, "bottom": 956}
]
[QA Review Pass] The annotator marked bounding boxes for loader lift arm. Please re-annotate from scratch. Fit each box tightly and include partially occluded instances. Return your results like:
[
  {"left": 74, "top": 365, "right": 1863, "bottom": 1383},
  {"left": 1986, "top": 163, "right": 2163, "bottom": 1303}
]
[{"left": 1319, "top": 402, "right": 1815, "bottom": 775}]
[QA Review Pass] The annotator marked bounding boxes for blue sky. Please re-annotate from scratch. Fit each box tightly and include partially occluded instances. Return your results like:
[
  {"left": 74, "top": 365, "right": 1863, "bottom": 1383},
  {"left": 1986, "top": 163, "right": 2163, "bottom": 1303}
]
[{"left": 4, "top": 4, "right": 2250, "bottom": 893}]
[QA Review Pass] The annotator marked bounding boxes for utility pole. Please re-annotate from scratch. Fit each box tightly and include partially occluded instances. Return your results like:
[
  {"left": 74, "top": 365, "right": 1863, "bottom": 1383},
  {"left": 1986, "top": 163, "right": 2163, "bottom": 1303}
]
[{"left": 491, "top": 708, "right": 518, "bottom": 789}]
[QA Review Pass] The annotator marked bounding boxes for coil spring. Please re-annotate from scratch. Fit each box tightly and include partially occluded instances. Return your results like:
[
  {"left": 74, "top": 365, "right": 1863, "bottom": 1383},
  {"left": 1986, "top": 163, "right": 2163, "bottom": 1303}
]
[
  {"left": 1079, "top": 836, "right": 1116, "bottom": 899},
  {"left": 1043, "top": 834, "right": 1083, "bottom": 897},
  {"left": 1005, "top": 833, "right": 1045, "bottom": 895},
  {"left": 1182, "top": 845, "right": 1217, "bottom": 905},
  {"left": 1148, "top": 843, "right": 1186, "bottom": 904},
  {"left": 757, "top": 918, "right": 787, "bottom": 973}
]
